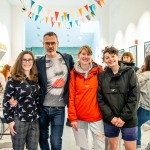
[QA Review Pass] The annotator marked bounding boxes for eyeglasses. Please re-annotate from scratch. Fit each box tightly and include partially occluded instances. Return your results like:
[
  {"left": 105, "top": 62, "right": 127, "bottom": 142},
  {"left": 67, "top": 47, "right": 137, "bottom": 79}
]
[
  {"left": 22, "top": 59, "right": 33, "bottom": 63},
  {"left": 44, "top": 42, "right": 57, "bottom": 46}
]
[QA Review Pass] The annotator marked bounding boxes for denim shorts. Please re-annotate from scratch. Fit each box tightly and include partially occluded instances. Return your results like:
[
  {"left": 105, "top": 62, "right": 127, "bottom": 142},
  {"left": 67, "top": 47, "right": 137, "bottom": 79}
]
[{"left": 104, "top": 122, "right": 138, "bottom": 141}]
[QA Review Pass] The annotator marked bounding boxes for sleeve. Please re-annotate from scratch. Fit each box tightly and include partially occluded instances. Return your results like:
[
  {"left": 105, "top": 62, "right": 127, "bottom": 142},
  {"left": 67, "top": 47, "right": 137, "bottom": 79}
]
[
  {"left": 68, "top": 70, "right": 78, "bottom": 122},
  {"left": 3, "top": 78, "right": 16, "bottom": 123},
  {"left": 120, "top": 69, "right": 139, "bottom": 122},
  {"left": 97, "top": 73, "right": 115, "bottom": 122}
]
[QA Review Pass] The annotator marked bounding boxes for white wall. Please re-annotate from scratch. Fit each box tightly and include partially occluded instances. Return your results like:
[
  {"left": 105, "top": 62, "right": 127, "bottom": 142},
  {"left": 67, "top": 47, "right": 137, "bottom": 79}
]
[
  {"left": 107, "top": 0, "right": 150, "bottom": 67},
  {"left": 0, "top": 0, "right": 12, "bottom": 66}
]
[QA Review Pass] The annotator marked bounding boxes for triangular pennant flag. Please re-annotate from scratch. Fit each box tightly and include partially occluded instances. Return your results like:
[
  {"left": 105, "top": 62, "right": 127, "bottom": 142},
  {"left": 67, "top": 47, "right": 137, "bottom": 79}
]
[
  {"left": 58, "top": 22, "right": 61, "bottom": 28},
  {"left": 67, "top": 14, "right": 70, "bottom": 21},
  {"left": 32, "top": 13, "right": 35, "bottom": 19},
  {"left": 38, "top": 5, "right": 43, "bottom": 14},
  {"left": 52, "top": 21, "right": 55, "bottom": 27},
  {"left": 63, "top": 12, "right": 67, "bottom": 20},
  {"left": 55, "top": 11, "right": 59, "bottom": 21},
  {"left": 35, "top": 15, "right": 39, "bottom": 21},
  {"left": 78, "top": 8, "right": 82, "bottom": 16},
  {"left": 46, "top": 17, "right": 48, "bottom": 23},
  {"left": 89, "top": 5, "right": 93, "bottom": 12},
  {"left": 31, "top": 0, "right": 35, "bottom": 8},
  {"left": 86, "top": 14, "right": 91, "bottom": 21},
  {"left": 91, "top": 13, "right": 95, "bottom": 18},
  {"left": 92, "top": 4, "right": 96, "bottom": 11},
  {"left": 75, "top": 20, "right": 78, "bottom": 26},
  {"left": 51, "top": 17, "right": 54, "bottom": 23},
  {"left": 61, "top": 16, "right": 64, "bottom": 21},
  {"left": 84, "top": 5, "right": 89, "bottom": 12},
  {"left": 100, "top": 0, "right": 104, "bottom": 3},
  {"left": 28, "top": 11, "right": 32, "bottom": 17},
  {"left": 91, "top": 11, "right": 96, "bottom": 16},
  {"left": 69, "top": 22, "right": 72, "bottom": 27},
  {"left": 97, "top": 0, "right": 102, "bottom": 6}
]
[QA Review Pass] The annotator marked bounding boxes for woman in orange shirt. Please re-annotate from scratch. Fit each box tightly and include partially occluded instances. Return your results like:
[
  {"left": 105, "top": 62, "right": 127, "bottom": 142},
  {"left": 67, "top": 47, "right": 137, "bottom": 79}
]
[{"left": 68, "top": 45, "right": 105, "bottom": 150}]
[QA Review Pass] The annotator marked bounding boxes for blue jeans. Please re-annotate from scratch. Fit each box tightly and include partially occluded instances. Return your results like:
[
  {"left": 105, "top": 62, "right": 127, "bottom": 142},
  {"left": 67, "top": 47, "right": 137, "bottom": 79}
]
[
  {"left": 137, "top": 107, "right": 150, "bottom": 148},
  {"left": 39, "top": 106, "right": 65, "bottom": 150}
]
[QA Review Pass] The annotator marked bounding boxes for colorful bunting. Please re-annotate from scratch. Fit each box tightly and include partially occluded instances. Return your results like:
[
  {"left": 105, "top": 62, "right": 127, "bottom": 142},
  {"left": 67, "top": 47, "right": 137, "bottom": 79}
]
[{"left": 28, "top": 0, "right": 105, "bottom": 28}]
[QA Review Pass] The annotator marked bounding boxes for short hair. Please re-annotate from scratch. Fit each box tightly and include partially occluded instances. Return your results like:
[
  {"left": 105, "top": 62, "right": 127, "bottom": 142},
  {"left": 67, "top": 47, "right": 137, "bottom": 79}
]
[
  {"left": 78, "top": 45, "right": 92, "bottom": 56},
  {"left": 102, "top": 46, "right": 119, "bottom": 60},
  {"left": 11, "top": 51, "right": 38, "bottom": 82},
  {"left": 144, "top": 55, "right": 150, "bottom": 71},
  {"left": 43, "top": 32, "right": 58, "bottom": 41},
  {"left": 121, "top": 52, "right": 134, "bottom": 63}
]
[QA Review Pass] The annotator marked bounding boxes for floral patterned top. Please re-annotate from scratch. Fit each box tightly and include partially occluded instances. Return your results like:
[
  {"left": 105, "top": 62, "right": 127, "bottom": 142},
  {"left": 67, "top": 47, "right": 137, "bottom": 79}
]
[{"left": 3, "top": 76, "right": 39, "bottom": 123}]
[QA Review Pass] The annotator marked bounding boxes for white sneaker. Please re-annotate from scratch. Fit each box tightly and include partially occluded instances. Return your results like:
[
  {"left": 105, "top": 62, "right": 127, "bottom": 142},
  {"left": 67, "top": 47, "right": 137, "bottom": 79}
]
[{"left": 136, "top": 148, "right": 141, "bottom": 150}]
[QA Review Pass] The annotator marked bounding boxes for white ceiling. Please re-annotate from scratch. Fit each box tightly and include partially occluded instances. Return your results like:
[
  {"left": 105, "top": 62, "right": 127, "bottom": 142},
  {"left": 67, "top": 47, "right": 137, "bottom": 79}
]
[{"left": 8, "top": 0, "right": 110, "bottom": 47}]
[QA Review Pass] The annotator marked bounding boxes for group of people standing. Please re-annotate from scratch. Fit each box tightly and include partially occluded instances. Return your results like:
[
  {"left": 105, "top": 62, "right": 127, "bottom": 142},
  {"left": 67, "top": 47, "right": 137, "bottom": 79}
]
[{"left": 2, "top": 31, "right": 150, "bottom": 150}]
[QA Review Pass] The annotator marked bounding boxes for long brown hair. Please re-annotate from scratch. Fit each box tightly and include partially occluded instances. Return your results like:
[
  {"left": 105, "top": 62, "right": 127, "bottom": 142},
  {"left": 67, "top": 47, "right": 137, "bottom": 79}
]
[
  {"left": 0, "top": 64, "right": 11, "bottom": 81},
  {"left": 11, "top": 51, "right": 38, "bottom": 81}
]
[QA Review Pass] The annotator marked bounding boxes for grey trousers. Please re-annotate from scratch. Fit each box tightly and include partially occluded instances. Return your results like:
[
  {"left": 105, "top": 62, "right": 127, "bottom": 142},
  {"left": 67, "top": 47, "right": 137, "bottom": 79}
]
[{"left": 11, "top": 117, "right": 39, "bottom": 150}]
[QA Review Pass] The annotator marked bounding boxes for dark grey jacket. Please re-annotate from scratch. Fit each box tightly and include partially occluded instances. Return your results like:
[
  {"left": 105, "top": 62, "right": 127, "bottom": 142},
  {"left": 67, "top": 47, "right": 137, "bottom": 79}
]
[
  {"left": 36, "top": 52, "right": 74, "bottom": 108},
  {"left": 98, "top": 63, "right": 139, "bottom": 127}
]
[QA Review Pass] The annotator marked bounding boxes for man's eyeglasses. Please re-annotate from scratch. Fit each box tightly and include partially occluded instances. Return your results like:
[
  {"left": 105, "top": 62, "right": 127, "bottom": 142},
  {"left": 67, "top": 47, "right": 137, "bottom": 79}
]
[
  {"left": 22, "top": 59, "right": 33, "bottom": 63},
  {"left": 44, "top": 42, "right": 57, "bottom": 46}
]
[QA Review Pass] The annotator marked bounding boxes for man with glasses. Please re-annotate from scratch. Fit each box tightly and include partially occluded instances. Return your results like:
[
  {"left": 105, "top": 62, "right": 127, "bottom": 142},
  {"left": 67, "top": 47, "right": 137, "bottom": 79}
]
[{"left": 36, "top": 32, "right": 74, "bottom": 150}]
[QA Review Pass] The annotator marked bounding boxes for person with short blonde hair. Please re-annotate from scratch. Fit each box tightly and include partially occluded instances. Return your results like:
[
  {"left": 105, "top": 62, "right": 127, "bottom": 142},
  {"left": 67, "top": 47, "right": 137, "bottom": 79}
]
[{"left": 68, "top": 45, "right": 105, "bottom": 150}]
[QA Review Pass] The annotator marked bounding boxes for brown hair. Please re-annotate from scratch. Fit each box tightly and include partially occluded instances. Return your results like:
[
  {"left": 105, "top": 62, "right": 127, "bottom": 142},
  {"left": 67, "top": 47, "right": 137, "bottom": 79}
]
[
  {"left": 144, "top": 55, "right": 150, "bottom": 71},
  {"left": 43, "top": 32, "right": 58, "bottom": 41},
  {"left": 121, "top": 52, "right": 134, "bottom": 63},
  {"left": 0, "top": 64, "right": 11, "bottom": 81},
  {"left": 78, "top": 45, "right": 93, "bottom": 56},
  {"left": 11, "top": 51, "right": 38, "bottom": 82},
  {"left": 102, "top": 46, "right": 119, "bottom": 60}
]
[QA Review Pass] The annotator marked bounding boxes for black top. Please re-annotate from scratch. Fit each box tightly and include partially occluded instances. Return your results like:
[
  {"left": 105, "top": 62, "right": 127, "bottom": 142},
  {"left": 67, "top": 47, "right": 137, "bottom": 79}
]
[
  {"left": 98, "top": 64, "right": 139, "bottom": 127},
  {"left": 3, "top": 76, "right": 39, "bottom": 123}
]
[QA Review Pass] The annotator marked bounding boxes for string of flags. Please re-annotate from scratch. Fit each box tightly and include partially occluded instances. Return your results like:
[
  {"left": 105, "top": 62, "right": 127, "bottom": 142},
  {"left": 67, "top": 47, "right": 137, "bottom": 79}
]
[{"left": 27, "top": 0, "right": 105, "bottom": 28}]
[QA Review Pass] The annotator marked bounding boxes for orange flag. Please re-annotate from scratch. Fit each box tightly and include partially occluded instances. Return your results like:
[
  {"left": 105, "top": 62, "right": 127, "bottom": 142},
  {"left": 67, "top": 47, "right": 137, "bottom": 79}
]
[
  {"left": 63, "top": 12, "right": 67, "bottom": 20},
  {"left": 78, "top": 8, "right": 82, "bottom": 16},
  {"left": 46, "top": 17, "right": 48, "bottom": 23},
  {"left": 58, "top": 22, "right": 61, "bottom": 28}
]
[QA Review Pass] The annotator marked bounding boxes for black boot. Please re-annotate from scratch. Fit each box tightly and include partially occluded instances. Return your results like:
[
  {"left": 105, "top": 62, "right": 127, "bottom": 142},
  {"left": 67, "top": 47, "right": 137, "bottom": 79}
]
[{"left": 66, "top": 118, "right": 71, "bottom": 127}]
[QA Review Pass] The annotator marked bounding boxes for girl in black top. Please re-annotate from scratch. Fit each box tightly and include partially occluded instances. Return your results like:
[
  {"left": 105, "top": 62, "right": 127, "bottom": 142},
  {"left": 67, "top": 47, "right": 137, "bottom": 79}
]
[{"left": 3, "top": 51, "right": 39, "bottom": 150}]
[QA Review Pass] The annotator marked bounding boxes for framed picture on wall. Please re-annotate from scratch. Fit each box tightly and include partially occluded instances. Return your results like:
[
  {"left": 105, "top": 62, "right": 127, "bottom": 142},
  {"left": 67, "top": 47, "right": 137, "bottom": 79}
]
[
  {"left": 144, "top": 41, "right": 150, "bottom": 57},
  {"left": 35, "top": 55, "right": 44, "bottom": 59},
  {"left": 129, "top": 45, "right": 137, "bottom": 66},
  {"left": 118, "top": 49, "right": 125, "bottom": 60}
]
